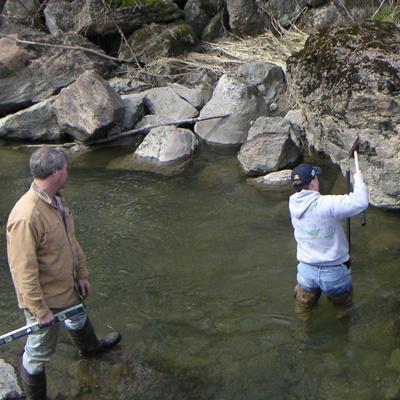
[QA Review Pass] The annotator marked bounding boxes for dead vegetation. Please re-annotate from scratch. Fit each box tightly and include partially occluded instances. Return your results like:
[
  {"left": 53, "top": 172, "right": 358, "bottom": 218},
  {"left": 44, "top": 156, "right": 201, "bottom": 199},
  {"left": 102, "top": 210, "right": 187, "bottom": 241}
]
[{"left": 122, "top": 27, "right": 308, "bottom": 83}]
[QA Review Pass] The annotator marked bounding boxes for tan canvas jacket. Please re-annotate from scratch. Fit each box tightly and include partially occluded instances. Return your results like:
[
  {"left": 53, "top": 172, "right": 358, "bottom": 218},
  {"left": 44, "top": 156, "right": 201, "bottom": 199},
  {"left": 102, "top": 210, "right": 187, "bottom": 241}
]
[{"left": 6, "top": 184, "right": 89, "bottom": 319}]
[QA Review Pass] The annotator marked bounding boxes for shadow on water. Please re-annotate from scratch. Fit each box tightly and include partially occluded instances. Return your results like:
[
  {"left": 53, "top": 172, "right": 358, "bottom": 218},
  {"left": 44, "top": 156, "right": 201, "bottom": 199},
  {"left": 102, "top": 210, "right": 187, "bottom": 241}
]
[{"left": 0, "top": 145, "right": 400, "bottom": 399}]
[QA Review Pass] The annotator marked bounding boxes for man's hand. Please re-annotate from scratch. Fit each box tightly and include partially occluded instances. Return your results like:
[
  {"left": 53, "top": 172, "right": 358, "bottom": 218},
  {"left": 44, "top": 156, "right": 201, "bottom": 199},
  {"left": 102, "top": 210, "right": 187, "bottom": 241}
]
[
  {"left": 354, "top": 171, "right": 364, "bottom": 179},
  {"left": 38, "top": 311, "right": 54, "bottom": 327},
  {"left": 78, "top": 278, "right": 91, "bottom": 299}
]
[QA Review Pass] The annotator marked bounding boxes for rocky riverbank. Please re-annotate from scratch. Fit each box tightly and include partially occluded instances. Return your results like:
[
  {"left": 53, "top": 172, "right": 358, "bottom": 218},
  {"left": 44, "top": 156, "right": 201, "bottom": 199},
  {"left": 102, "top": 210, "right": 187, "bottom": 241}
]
[
  {"left": 0, "top": 1, "right": 399, "bottom": 392},
  {"left": 1, "top": 0, "right": 397, "bottom": 208}
]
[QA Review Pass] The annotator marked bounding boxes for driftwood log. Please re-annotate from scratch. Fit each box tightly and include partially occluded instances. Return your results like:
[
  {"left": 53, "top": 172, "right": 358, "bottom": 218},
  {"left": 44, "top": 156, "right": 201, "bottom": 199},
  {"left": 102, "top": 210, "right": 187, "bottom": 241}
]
[{"left": 87, "top": 113, "right": 231, "bottom": 145}]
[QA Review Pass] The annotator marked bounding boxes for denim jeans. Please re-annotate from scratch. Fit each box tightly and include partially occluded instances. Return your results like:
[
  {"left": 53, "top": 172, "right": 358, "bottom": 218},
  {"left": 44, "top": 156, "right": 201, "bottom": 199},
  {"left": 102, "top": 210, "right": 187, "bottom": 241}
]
[
  {"left": 296, "top": 261, "right": 352, "bottom": 297},
  {"left": 23, "top": 308, "right": 87, "bottom": 375}
]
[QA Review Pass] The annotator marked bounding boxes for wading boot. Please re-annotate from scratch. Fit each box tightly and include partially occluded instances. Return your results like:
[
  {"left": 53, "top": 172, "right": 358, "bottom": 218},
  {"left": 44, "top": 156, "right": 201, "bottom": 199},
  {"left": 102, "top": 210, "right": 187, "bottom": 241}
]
[
  {"left": 68, "top": 317, "right": 121, "bottom": 357},
  {"left": 20, "top": 365, "right": 47, "bottom": 400}
]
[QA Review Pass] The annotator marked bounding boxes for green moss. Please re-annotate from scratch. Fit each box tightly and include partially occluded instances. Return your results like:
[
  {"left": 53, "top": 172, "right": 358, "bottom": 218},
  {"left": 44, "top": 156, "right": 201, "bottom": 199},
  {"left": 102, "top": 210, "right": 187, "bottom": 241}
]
[{"left": 287, "top": 20, "right": 400, "bottom": 99}]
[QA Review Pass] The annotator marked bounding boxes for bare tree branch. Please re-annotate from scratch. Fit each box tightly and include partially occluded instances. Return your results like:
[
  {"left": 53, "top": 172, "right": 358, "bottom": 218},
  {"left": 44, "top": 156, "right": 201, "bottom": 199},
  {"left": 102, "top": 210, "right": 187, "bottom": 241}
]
[
  {"left": 0, "top": 33, "right": 137, "bottom": 64},
  {"left": 88, "top": 113, "right": 231, "bottom": 145}
]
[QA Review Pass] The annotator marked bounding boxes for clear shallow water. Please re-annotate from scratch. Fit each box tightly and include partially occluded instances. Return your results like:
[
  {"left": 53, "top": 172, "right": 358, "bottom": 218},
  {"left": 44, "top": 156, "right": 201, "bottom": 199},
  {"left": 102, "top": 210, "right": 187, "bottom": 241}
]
[{"left": 0, "top": 145, "right": 400, "bottom": 399}]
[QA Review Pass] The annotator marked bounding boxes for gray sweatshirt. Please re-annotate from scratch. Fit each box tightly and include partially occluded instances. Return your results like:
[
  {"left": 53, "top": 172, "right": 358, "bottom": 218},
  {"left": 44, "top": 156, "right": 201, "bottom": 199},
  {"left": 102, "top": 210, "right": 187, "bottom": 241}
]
[{"left": 289, "top": 175, "right": 369, "bottom": 266}]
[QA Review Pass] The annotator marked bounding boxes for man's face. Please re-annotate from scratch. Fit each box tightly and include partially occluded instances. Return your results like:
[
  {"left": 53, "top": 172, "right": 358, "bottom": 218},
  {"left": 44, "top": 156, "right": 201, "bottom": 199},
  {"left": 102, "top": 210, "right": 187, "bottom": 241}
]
[{"left": 53, "top": 161, "right": 69, "bottom": 191}]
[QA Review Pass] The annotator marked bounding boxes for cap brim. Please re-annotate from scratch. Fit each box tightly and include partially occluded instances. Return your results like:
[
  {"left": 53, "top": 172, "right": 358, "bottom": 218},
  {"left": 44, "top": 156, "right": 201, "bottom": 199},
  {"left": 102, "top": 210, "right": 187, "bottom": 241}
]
[{"left": 313, "top": 166, "right": 321, "bottom": 175}]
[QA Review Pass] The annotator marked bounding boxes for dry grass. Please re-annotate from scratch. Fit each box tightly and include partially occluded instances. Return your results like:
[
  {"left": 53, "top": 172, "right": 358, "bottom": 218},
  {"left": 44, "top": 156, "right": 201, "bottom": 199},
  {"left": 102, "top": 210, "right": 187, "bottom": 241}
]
[{"left": 125, "top": 28, "right": 308, "bottom": 83}]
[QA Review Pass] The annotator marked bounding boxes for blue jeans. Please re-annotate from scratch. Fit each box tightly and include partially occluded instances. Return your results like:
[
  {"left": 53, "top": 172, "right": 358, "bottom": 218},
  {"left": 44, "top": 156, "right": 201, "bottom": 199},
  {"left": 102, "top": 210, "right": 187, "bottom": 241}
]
[{"left": 297, "top": 261, "right": 352, "bottom": 297}]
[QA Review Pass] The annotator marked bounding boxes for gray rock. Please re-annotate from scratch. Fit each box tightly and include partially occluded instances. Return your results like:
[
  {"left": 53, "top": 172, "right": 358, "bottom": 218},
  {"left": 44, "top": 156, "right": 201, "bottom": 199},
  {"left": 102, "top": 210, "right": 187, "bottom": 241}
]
[
  {"left": 287, "top": 21, "right": 400, "bottom": 208},
  {"left": 119, "top": 21, "right": 197, "bottom": 64},
  {"left": 3, "top": 0, "right": 40, "bottom": 18},
  {"left": 144, "top": 86, "right": 198, "bottom": 120},
  {"left": 184, "top": 0, "right": 210, "bottom": 36},
  {"left": 109, "top": 126, "right": 198, "bottom": 175},
  {"left": 284, "top": 109, "right": 307, "bottom": 148},
  {"left": 235, "top": 61, "right": 286, "bottom": 104},
  {"left": 54, "top": 70, "right": 125, "bottom": 142},
  {"left": 136, "top": 114, "right": 173, "bottom": 129},
  {"left": 195, "top": 74, "right": 268, "bottom": 145},
  {"left": 108, "top": 78, "right": 150, "bottom": 95},
  {"left": 301, "top": 1, "right": 375, "bottom": 31},
  {"left": 0, "top": 359, "right": 23, "bottom": 400},
  {"left": 0, "top": 97, "right": 64, "bottom": 142},
  {"left": 267, "top": 0, "right": 305, "bottom": 27},
  {"left": 305, "top": 0, "right": 328, "bottom": 6},
  {"left": 169, "top": 82, "right": 211, "bottom": 109},
  {"left": 201, "top": 9, "right": 226, "bottom": 41},
  {"left": 238, "top": 122, "right": 300, "bottom": 176},
  {"left": 226, "top": 0, "right": 268, "bottom": 35},
  {"left": 121, "top": 93, "right": 146, "bottom": 131},
  {"left": 74, "top": 0, "right": 182, "bottom": 36},
  {"left": 0, "top": 32, "right": 112, "bottom": 117},
  {"left": 43, "top": 0, "right": 75, "bottom": 34},
  {"left": 134, "top": 126, "right": 198, "bottom": 163}
]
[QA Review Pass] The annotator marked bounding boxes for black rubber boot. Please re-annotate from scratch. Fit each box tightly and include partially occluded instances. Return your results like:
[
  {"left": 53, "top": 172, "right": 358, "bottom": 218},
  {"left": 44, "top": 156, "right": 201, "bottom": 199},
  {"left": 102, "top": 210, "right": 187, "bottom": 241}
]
[
  {"left": 68, "top": 317, "right": 121, "bottom": 357},
  {"left": 20, "top": 364, "right": 47, "bottom": 400}
]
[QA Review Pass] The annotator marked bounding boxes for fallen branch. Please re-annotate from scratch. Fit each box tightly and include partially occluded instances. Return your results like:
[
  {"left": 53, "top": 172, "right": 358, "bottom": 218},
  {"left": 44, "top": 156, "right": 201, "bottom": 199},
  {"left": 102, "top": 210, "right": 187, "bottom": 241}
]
[
  {"left": 0, "top": 33, "right": 136, "bottom": 65},
  {"left": 88, "top": 113, "right": 230, "bottom": 145}
]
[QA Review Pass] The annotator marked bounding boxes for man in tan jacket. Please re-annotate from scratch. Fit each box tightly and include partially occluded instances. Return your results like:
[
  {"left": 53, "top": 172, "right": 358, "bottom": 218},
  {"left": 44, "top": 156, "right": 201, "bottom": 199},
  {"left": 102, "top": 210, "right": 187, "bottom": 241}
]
[{"left": 7, "top": 147, "right": 121, "bottom": 400}]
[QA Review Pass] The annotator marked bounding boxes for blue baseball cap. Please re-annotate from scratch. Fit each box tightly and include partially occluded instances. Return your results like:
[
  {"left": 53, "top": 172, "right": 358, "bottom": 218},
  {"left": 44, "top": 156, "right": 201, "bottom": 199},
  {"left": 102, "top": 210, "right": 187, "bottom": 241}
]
[{"left": 291, "top": 163, "right": 321, "bottom": 186}]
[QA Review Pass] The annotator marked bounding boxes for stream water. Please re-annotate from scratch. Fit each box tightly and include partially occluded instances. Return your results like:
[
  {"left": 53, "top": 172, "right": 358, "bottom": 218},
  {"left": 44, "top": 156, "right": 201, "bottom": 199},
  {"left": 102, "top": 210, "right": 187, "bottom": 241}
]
[{"left": 0, "top": 144, "right": 399, "bottom": 400}]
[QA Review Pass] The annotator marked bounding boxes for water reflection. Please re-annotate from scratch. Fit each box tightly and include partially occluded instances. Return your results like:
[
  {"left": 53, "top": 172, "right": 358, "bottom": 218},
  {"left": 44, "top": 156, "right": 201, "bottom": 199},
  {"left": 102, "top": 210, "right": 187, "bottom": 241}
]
[{"left": 0, "top": 145, "right": 399, "bottom": 399}]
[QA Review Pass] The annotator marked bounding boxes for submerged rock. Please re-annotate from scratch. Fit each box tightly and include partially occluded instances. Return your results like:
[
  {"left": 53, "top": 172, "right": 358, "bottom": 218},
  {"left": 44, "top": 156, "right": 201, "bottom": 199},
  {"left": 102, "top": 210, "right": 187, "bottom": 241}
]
[
  {"left": 108, "top": 126, "right": 198, "bottom": 175},
  {"left": 287, "top": 21, "right": 400, "bottom": 208},
  {"left": 247, "top": 169, "right": 292, "bottom": 192}
]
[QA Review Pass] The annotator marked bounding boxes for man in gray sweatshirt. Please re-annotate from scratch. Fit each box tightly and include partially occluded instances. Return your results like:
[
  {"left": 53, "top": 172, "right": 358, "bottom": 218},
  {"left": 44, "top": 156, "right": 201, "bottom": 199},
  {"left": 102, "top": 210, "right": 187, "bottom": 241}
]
[{"left": 289, "top": 163, "right": 369, "bottom": 318}]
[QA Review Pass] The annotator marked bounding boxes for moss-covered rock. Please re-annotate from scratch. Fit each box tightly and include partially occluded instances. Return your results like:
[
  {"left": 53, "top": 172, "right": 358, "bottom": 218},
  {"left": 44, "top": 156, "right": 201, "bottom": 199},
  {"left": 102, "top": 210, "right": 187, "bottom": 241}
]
[
  {"left": 119, "top": 20, "right": 197, "bottom": 64},
  {"left": 287, "top": 20, "right": 400, "bottom": 208}
]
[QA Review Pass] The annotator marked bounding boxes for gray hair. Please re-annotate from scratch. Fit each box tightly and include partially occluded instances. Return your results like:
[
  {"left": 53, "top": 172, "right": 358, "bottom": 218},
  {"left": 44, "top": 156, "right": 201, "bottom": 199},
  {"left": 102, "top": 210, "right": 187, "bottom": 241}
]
[{"left": 29, "top": 147, "right": 68, "bottom": 179}]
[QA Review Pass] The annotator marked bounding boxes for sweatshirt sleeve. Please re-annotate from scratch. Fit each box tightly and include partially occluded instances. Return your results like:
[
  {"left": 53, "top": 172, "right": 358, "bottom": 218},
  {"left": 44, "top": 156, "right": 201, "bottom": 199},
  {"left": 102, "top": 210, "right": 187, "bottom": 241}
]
[
  {"left": 6, "top": 220, "right": 51, "bottom": 319},
  {"left": 318, "top": 175, "right": 369, "bottom": 220}
]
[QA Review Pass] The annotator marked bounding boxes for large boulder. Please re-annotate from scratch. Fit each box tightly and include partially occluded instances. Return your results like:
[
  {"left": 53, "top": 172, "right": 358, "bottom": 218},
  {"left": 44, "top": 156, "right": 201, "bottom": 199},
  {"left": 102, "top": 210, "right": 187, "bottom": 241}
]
[
  {"left": 0, "top": 97, "right": 64, "bottom": 142},
  {"left": 43, "top": 0, "right": 76, "bottom": 34},
  {"left": 194, "top": 74, "right": 268, "bottom": 145},
  {"left": 225, "top": 0, "right": 268, "bottom": 35},
  {"left": 3, "top": 0, "right": 40, "bottom": 18},
  {"left": 0, "top": 359, "right": 23, "bottom": 400},
  {"left": 0, "top": 33, "right": 113, "bottom": 117},
  {"left": 234, "top": 61, "right": 287, "bottom": 105},
  {"left": 301, "top": 0, "right": 381, "bottom": 31},
  {"left": 54, "top": 70, "right": 125, "bottom": 142},
  {"left": 287, "top": 21, "right": 400, "bottom": 208},
  {"left": 143, "top": 86, "right": 198, "bottom": 120},
  {"left": 238, "top": 116, "right": 300, "bottom": 175},
  {"left": 119, "top": 21, "right": 197, "bottom": 64},
  {"left": 44, "top": 0, "right": 182, "bottom": 36}
]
